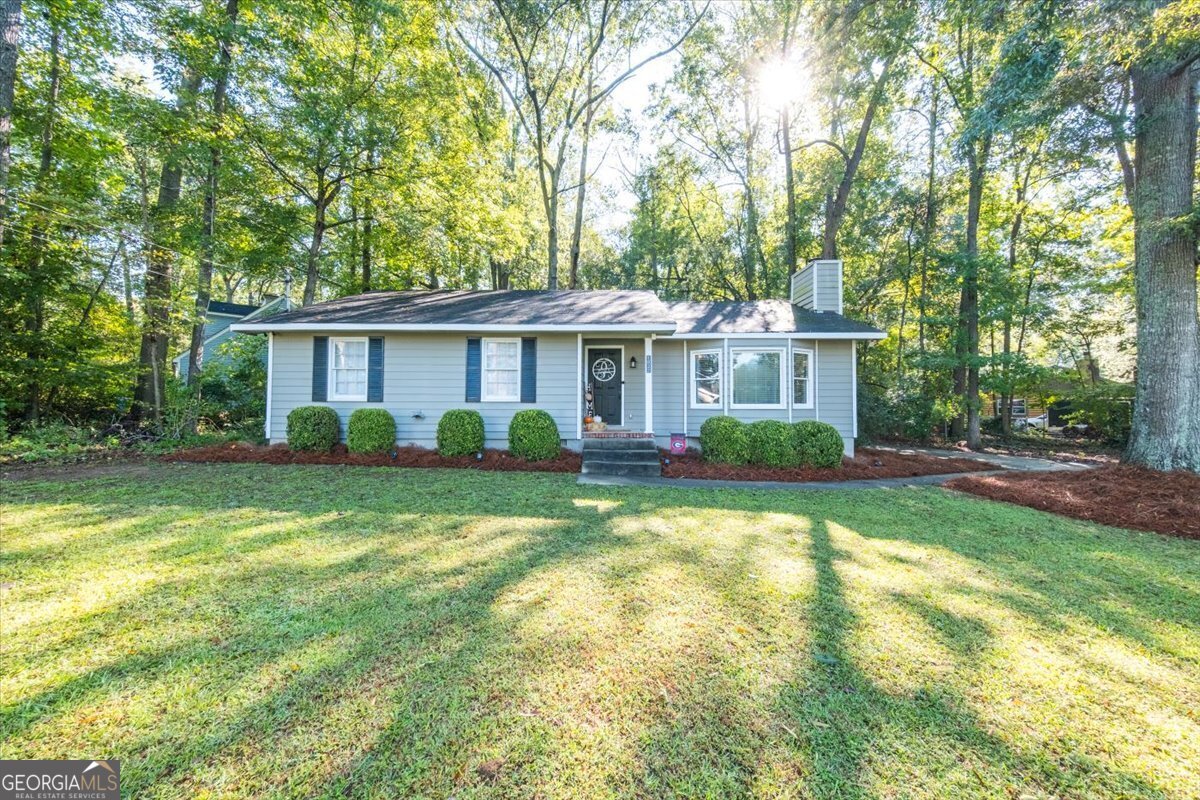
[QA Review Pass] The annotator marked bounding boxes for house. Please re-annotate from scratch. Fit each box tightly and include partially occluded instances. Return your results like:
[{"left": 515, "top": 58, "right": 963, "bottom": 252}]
[
  {"left": 231, "top": 259, "right": 884, "bottom": 455},
  {"left": 174, "top": 296, "right": 291, "bottom": 381}
]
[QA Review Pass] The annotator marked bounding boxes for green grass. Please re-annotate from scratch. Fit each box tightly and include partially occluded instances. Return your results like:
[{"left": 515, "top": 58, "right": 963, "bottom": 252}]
[{"left": 2, "top": 464, "right": 1197, "bottom": 799}]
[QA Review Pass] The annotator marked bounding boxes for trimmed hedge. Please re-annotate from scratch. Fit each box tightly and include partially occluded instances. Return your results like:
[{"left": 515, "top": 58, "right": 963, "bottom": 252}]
[
  {"left": 793, "top": 420, "right": 844, "bottom": 468},
  {"left": 437, "top": 409, "right": 485, "bottom": 456},
  {"left": 287, "top": 405, "right": 340, "bottom": 451},
  {"left": 699, "top": 416, "right": 749, "bottom": 465},
  {"left": 746, "top": 420, "right": 798, "bottom": 467},
  {"left": 347, "top": 408, "right": 396, "bottom": 454},
  {"left": 508, "top": 409, "right": 560, "bottom": 461}
]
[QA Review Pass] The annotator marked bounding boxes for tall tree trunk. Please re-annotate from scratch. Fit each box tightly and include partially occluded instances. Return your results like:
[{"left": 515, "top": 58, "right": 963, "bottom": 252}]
[
  {"left": 361, "top": 209, "right": 372, "bottom": 292},
  {"left": 1124, "top": 58, "right": 1200, "bottom": 472},
  {"left": 567, "top": 68, "right": 595, "bottom": 290},
  {"left": 302, "top": 176, "right": 331, "bottom": 305},
  {"left": 960, "top": 136, "right": 990, "bottom": 450},
  {"left": 132, "top": 69, "right": 203, "bottom": 426},
  {"left": 360, "top": 148, "right": 373, "bottom": 292},
  {"left": 187, "top": 0, "right": 239, "bottom": 387},
  {"left": 1001, "top": 157, "right": 1027, "bottom": 437},
  {"left": 22, "top": 14, "right": 59, "bottom": 423},
  {"left": 820, "top": 55, "right": 893, "bottom": 259},
  {"left": 0, "top": 0, "right": 20, "bottom": 246},
  {"left": 917, "top": 81, "right": 938, "bottom": 379},
  {"left": 121, "top": 238, "right": 134, "bottom": 319},
  {"left": 781, "top": 109, "right": 798, "bottom": 281}
]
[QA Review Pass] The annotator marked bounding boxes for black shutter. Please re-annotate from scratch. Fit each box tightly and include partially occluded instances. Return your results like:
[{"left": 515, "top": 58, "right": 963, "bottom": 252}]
[
  {"left": 367, "top": 337, "right": 384, "bottom": 402},
  {"left": 465, "top": 338, "right": 481, "bottom": 402},
  {"left": 521, "top": 337, "right": 537, "bottom": 403},
  {"left": 312, "top": 336, "right": 328, "bottom": 401}
]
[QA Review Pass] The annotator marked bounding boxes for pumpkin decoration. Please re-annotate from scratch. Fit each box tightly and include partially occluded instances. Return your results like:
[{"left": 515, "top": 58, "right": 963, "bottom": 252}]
[{"left": 584, "top": 416, "right": 594, "bottom": 424}]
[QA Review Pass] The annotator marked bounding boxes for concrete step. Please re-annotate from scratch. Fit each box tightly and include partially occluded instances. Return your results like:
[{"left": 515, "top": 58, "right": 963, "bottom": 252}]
[
  {"left": 581, "top": 447, "right": 660, "bottom": 463},
  {"left": 582, "top": 437, "right": 659, "bottom": 452},
  {"left": 580, "top": 460, "right": 662, "bottom": 478}
]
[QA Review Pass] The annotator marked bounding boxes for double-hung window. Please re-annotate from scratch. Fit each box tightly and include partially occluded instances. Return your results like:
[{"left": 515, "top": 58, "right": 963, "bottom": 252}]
[
  {"left": 792, "top": 349, "right": 814, "bottom": 408},
  {"left": 731, "top": 349, "right": 785, "bottom": 408},
  {"left": 690, "top": 350, "right": 722, "bottom": 407},
  {"left": 329, "top": 337, "right": 368, "bottom": 401},
  {"left": 482, "top": 338, "right": 521, "bottom": 401}
]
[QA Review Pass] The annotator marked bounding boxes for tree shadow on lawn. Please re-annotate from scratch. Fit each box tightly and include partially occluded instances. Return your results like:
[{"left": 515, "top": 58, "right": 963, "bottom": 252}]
[
  {"left": 2, "top": 465, "right": 1196, "bottom": 797},
  {"left": 765, "top": 519, "right": 1173, "bottom": 799}
]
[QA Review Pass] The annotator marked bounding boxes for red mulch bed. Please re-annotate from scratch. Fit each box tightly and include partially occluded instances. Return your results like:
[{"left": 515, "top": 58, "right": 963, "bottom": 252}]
[
  {"left": 661, "top": 447, "right": 995, "bottom": 483},
  {"left": 167, "top": 441, "right": 581, "bottom": 473},
  {"left": 945, "top": 466, "right": 1200, "bottom": 539}
]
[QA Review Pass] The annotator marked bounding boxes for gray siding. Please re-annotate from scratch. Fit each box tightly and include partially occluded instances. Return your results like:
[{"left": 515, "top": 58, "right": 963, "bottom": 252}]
[
  {"left": 813, "top": 261, "right": 842, "bottom": 313},
  {"left": 652, "top": 336, "right": 856, "bottom": 455},
  {"left": 790, "top": 269, "right": 814, "bottom": 307},
  {"left": 268, "top": 332, "right": 579, "bottom": 448},
  {"left": 265, "top": 330, "right": 860, "bottom": 455},
  {"left": 174, "top": 325, "right": 241, "bottom": 381},
  {"left": 791, "top": 261, "right": 842, "bottom": 313}
]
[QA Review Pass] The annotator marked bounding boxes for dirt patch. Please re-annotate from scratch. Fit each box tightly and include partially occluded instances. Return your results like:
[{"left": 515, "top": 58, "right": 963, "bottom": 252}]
[
  {"left": 945, "top": 466, "right": 1200, "bottom": 539},
  {"left": 167, "top": 441, "right": 582, "bottom": 473},
  {"left": 661, "top": 447, "right": 996, "bottom": 483},
  {"left": 2, "top": 451, "right": 158, "bottom": 483}
]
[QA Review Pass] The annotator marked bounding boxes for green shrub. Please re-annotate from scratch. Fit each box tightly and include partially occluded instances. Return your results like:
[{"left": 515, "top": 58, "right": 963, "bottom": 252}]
[
  {"left": 792, "top": 420, "right": 844, "bottom": 468},
  {"left": 508, "top": 409, "right": 560, "bottom": 461},
  {"left": 699, "top": 416, "right": 749, "bottom": 464},
  {"left": 347, "top": 408, "right": 396, "bottom": 454},
  {"left": 287, "top": 405, "right": 340, "bottom": 451},
  {"left": 746, "top": 419, "right": 798, "bottom": 467},
  {"left": 437, "top": 409, "right": 485, "bottom": 456}
]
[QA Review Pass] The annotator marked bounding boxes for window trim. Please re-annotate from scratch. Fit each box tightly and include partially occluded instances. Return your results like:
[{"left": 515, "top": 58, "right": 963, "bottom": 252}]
[
  {"left": 792, "top": 347, "right": 815, "bottom": 410},
  {"left": 689, "top": 348, "right": 723, "bottom": 410},
  {"left": 730, "top": 347, "right": 787, "bottom": 410},
  {"left": 481, "top": 336, "right": 522, "bottom": 402},
  {"left": 328, "top": 336, "right": 370, "bottom": 402}
]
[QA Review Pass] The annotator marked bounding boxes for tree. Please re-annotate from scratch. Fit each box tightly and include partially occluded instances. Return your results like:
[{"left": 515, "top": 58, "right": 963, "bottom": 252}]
[
  {"left": 0, "top": 0, "right": 20, "bottom": 244},
  {"left": 459, "top": 0, "right": 705, "bottom": 289},
  {"left": 1121, "top": 3, "right": 1200, "bottom": 471},
  {"left": 186, "top": 0, "right": 240, "bottom": 387}
]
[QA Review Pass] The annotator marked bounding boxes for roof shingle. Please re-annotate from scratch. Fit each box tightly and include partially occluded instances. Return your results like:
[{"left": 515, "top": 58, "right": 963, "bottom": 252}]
[
  {"left": 251, "top": 290, "right": 675, "bottom": 328},
  {"left": 664, "top": 299, "right": 883, "bottom": 336}
]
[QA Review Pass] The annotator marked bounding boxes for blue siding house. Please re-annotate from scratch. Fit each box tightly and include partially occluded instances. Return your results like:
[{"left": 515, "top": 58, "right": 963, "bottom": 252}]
[
  {"left": 174, "top": 296, "right": 291, "bottom": 380},
  {"left": 232, "top": 260, "right": 884, "bottom": 455}
]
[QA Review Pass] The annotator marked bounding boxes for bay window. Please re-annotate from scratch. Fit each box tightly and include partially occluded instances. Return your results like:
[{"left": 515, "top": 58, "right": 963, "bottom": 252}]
[
  {"left": 731, "top": 349, "right": 784, "bottom": 408},
  {"left": 690, "top": 350, "right": 722, "bottom": 407},
  {"left": 792, "top": 349, "right": 814, "bottom": 408}
]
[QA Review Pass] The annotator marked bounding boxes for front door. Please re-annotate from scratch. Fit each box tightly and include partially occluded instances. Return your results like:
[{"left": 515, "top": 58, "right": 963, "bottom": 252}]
[{"left": 588, "top": 348, "right": 622, "bottom": 424}]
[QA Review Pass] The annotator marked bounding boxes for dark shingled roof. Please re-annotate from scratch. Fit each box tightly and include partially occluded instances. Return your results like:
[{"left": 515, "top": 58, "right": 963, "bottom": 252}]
[
  {"left": 207, "top": 300, "right": 261, "bottom": 317},
  {"left": 663, "top": 299, "right": 884, "bottom": 336},
  {"left": 254, "top": 290, "right": 676, "bottom": 328}
]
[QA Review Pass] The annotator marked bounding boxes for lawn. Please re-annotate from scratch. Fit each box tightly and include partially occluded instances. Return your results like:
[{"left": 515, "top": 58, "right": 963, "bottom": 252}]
[{"left": 1, "top": 463, "right": 1197, "bottom": 799}]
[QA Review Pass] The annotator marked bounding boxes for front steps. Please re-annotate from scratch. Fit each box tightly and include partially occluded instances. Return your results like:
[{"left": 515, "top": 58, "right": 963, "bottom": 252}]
[{"left": 580, "top": 435, "right": 662, "bottom": 478}]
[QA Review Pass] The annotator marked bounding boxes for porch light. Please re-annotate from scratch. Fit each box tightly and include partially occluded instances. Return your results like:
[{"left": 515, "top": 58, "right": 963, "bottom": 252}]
[{"left": 629, "top": 355, "right": 638, "bottom": 370}]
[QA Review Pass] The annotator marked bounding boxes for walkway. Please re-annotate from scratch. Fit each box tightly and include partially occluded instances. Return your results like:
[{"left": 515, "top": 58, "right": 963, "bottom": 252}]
[{"left": 577, "top": 446, "right": 1089, "bottom": 491}]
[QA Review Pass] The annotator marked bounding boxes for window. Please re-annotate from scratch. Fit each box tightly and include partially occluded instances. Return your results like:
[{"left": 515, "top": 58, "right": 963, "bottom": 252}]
[
  {"left": 732, "top": 349, "right": 784, "bottom": 408},
  {"left": 690, "top": 350, "right": 722, "bottom": 408},
  {"left": 792, "top": 349, "right": 814, "bottom": 408},
  {"left": 329, "top": 337, "right": 368, "bottom": 401},
  {"left": 483, "top": 337, "right": 521, "bottom": 401}
]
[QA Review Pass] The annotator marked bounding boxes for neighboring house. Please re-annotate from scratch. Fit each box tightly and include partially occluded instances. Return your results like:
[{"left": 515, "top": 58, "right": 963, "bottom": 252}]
[
  {"left": 231, "top": 259, "right": 884, "bottom": 455},
  {"left": 174, "top": 296, "right": 291, "bottom": 381}
]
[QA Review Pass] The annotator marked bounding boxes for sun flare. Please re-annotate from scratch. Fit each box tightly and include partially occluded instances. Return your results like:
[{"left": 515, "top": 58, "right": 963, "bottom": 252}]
[{"left": 756, "top": 56, "right": 811, "bottom": 111}]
